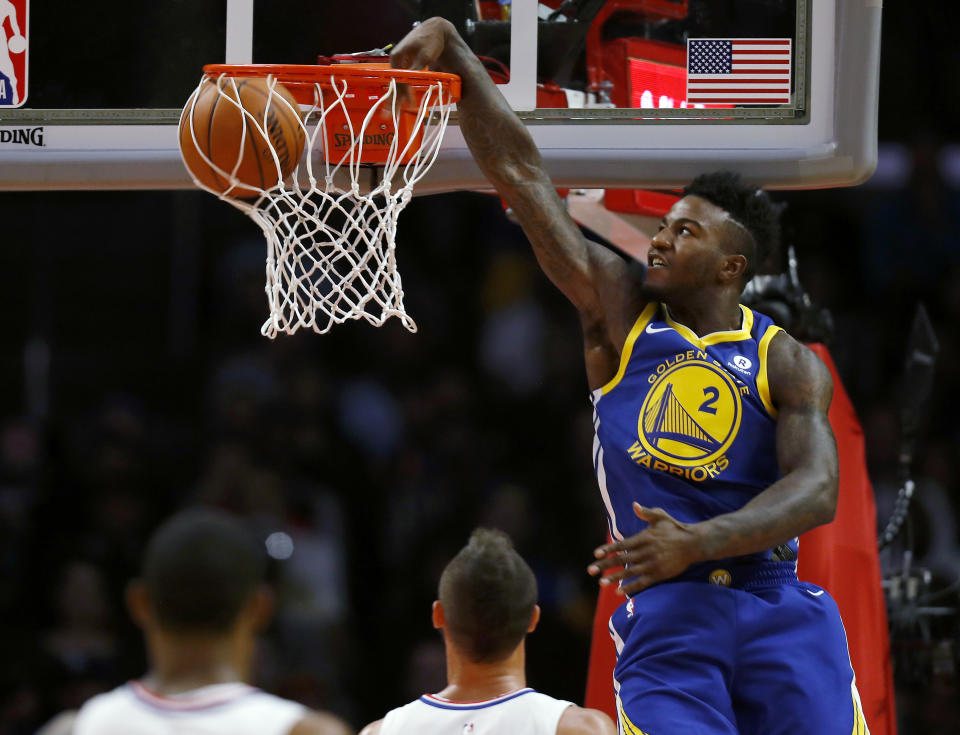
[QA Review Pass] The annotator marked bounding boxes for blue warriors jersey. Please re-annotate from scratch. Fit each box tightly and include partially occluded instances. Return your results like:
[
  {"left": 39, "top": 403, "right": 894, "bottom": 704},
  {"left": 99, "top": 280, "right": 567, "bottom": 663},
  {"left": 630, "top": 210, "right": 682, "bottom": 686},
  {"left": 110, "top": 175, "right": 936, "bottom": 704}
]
[{"left": 590, "top": 302, "right": 794, "bottom": 566}]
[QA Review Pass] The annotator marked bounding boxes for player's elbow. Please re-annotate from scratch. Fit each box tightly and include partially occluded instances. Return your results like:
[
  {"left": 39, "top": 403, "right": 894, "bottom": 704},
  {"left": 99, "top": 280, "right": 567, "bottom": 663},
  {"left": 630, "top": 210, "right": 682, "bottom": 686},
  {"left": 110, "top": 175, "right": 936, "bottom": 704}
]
[{"left": 493, "top": 156, "right": 547, "bottom": 193}]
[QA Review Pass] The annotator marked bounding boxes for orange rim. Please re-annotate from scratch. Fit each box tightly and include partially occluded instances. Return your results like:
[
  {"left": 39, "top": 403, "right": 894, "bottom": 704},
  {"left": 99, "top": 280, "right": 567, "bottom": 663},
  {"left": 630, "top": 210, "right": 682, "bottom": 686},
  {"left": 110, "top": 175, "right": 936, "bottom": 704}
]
[{"left": 202, "top": 63, "right": 461, "bottom": 100}]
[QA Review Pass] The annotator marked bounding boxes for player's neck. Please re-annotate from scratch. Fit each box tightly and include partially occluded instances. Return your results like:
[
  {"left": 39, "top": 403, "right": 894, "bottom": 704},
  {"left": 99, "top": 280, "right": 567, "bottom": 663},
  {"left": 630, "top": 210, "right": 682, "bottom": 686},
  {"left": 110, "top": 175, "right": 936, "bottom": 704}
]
[
  {"left": 664, "top": 291, "right": 743, "bottom": 337},
  {"left": 142, "top": 628, "right": 250, "bottom": 695},
  {"left": 437, "top": 643, "right": 527, "bottom": 702}
]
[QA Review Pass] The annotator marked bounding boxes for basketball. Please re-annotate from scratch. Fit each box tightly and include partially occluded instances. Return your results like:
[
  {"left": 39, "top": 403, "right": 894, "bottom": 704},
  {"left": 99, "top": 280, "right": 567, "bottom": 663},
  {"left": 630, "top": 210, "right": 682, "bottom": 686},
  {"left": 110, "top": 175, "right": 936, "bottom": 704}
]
[
  {"left": 7, "top": 35, "right": 26, "bottom": 54},
  {"left": 179, "top": 76, "right": 305, "bottom": 198}
]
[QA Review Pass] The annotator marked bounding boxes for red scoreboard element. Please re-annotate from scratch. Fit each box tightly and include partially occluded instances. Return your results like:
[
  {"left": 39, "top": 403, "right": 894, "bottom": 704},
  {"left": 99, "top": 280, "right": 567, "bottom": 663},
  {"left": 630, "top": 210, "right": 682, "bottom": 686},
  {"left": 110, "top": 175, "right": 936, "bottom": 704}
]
[
  {"left": 628, "top": 52, "right": 733, "bottom": 111},
  {"left": 628, "top": 57, "right": 689, "bottom": 109},
  {"left": 0, "top": 0, "right": 28, "bottom": 107},
  {"left": 589, "top": 37, "right": 687, "bottom": 108}
]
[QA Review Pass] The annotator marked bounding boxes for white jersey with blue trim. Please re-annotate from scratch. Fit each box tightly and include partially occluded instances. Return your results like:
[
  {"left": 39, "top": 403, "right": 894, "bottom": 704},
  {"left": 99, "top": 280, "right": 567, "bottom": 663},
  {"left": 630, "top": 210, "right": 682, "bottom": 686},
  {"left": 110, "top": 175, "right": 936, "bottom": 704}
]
[
  {"left": 73, "top": 681, "right": 307, "bottom": 735},
  {"left": 379, "top": 688, "right": 573, "bottom": 735}
]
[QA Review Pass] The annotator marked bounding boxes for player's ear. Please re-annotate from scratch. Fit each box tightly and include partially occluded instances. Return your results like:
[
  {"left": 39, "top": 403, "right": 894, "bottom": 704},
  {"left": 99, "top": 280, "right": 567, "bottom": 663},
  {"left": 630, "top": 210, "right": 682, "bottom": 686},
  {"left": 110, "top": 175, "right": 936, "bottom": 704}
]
[
  {"left": 432, "top": 600, "right": 445, "bottom": 630},
  {"left": 125, "top": 579, "right": 151, "bottom": 629},
  {"left": 527, "top": 604, "right": 541, "bottom": 633},
  {"left": 719, "top": 253, "right": 747, "bottom": 284}
]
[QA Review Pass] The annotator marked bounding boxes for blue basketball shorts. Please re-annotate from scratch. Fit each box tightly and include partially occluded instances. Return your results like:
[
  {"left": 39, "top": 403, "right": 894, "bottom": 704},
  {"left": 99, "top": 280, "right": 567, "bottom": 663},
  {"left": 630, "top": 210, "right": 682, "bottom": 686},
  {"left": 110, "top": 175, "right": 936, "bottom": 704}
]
[{"left": 608, "top": 561, "right": 870, "bottom": 735}]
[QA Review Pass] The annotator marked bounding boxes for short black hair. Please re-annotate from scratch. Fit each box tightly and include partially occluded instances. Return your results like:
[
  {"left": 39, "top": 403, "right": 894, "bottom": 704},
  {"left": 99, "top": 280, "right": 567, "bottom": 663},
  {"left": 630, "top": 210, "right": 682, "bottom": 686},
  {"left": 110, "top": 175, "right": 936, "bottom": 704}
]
[
  {"left": 683, "top": 171, "right": 783, "bottom": 281},
  {"left": 438, "top": 529, "right": 538, "bottom": 663},
  {"left": 142, "top": 508, "right": 266, "bottom": 633}
]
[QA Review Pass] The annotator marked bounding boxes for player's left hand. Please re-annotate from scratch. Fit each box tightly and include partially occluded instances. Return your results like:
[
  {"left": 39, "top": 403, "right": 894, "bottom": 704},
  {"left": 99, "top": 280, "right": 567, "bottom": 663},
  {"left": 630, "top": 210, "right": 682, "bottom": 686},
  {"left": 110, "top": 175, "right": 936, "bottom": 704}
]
[
  {"left": 390, "top": 17, "right": 453, "bottom": 72},
  {"left": 587, "top": 502, "right": 704, "bottom": 595}
]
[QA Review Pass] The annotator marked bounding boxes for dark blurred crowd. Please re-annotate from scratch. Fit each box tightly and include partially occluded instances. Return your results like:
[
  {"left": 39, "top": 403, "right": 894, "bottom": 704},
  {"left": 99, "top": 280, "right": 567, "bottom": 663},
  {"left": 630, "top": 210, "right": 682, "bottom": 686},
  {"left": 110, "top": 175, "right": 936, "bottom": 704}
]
[
  {"left": 0, "top": 134, "right": 958, "bottom": 732},
  {"left": 0, "top": 190, "right": 611, "bottom": 733}
]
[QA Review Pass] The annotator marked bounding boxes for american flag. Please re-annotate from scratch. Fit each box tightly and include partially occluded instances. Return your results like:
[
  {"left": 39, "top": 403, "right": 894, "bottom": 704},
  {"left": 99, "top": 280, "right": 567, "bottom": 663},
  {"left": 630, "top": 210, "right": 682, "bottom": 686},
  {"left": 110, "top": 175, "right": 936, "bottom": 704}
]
[{"left": 686, "top": 38, "right": 792, "bottom": 105}]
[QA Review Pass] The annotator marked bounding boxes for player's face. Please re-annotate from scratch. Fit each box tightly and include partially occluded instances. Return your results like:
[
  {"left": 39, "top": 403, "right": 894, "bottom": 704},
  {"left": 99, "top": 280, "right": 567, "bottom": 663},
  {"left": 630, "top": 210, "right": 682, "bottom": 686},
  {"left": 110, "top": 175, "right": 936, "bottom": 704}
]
[{"left": 643, "top": 195, "right": 733, "bottom": 299}]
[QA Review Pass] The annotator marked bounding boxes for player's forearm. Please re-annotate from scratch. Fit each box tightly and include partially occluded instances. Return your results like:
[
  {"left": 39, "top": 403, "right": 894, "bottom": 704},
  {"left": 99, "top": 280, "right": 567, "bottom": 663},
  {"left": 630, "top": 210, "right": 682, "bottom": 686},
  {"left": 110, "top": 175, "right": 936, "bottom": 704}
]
[
  {"left": 433, "top": 21, "right": 546, "bottom": 193},
  {"left": 694, "top": 468, "right": 837, "bottom": 560},
  {"left": 430, "top": 21, "right": 602, "bottom": 310}
]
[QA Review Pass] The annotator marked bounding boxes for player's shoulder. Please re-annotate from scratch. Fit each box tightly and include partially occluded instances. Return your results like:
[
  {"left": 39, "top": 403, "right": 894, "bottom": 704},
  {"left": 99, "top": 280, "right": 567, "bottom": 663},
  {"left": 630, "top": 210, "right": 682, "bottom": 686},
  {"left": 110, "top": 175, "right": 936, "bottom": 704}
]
[
  {"left": 357, "top": 718, "right": 383, "bottom": 735},
  {"left": 70, "top": 685, "right": 137, "bottom": 733},
  {"left": 556, "top": 705, "right": 617, "bottom": 735},
  {"left": 766, "top": 329, "right": 833, "bottom": 407},
  {"left": 35, "top": 710, "right": 78, "bottom": 735},
  {"left": 76, "top": 684, "right": 134, "bottom": 713},
  {"left": 766, "top": 328, "right": 829, "bottom": 378},
  {"left": 288, "top": 710, "right": 353, "bottom": 735}
]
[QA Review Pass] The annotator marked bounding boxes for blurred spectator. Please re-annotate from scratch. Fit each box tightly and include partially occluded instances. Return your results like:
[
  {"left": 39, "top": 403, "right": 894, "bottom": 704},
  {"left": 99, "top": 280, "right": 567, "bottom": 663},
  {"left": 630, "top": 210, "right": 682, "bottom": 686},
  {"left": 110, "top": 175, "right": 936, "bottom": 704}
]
[
  {"left": 42, "top": 561, "right": 118, "bottom": 678},
  {"left": 479, "top": 253, "right": 547, "bottom": 395}
]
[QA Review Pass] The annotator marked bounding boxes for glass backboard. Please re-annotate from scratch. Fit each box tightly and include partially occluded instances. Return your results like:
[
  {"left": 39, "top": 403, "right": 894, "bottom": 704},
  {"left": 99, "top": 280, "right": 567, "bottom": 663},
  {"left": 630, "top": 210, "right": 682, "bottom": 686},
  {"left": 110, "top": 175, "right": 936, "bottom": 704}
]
[{"left": 0, "top": 0, "right": 880, "bottom": 192}]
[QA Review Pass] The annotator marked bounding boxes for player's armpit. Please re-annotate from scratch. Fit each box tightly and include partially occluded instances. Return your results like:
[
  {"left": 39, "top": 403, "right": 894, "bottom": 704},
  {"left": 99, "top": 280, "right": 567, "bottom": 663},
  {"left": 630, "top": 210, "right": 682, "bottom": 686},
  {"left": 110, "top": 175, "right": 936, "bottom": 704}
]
[
  {"left": 556, "top": 705, "right": 618, "bottom": 735},
  {"left": 290, "top": 711, "right": 355, "bottom": 735}
]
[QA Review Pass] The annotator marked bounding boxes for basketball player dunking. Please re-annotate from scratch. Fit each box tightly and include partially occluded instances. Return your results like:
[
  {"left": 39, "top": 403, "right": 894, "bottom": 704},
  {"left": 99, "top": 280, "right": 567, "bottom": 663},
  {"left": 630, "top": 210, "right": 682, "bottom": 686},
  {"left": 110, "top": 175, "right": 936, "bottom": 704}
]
[
  {"left": 392, "top": 19, "right": 870, "bottom": 734},
  {"left": 360, "top": 529, "right": 616, "bottom": 735},
  {"left": 40, "top": 510, "right": 351, "bottom": 735}
]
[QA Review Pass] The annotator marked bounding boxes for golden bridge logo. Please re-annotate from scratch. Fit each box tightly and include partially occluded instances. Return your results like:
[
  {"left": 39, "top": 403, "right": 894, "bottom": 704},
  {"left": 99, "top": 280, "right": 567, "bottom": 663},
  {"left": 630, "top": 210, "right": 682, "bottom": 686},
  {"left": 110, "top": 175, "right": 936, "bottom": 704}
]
[{"left": 637, "top": 360, "right": 742, "bottom": 468}]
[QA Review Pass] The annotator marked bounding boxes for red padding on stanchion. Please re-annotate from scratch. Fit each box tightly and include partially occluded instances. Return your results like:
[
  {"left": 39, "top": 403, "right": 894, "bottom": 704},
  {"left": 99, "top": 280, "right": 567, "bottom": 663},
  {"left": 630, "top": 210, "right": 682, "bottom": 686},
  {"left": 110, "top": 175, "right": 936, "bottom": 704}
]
[{"left": 604, "top": 189, "right": 680, "bottom": 218}]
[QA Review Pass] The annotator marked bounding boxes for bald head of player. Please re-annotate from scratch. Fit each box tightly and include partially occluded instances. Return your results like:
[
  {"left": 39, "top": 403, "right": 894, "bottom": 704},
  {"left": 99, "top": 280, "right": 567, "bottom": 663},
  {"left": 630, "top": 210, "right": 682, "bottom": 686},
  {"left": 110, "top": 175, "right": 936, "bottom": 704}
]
[{"left": 359, "top": 529, "right": 615, "bottom": 735}]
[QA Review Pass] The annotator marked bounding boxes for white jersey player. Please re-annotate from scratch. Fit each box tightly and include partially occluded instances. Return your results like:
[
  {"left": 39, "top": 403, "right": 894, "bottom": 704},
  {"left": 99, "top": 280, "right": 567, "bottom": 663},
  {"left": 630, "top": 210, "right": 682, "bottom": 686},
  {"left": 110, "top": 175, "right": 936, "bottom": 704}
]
[
  {"left": 376, "top": 688, "right": 576, "bottom": 735},
  {"left": 73, "top": 681, "right": 307, "bottom": 735},
  {"left": 360, "top": 529, "right": 615, "bottom": 735},
  {"left": 35, "top": 510, "right": 351, "bottom": 735}
]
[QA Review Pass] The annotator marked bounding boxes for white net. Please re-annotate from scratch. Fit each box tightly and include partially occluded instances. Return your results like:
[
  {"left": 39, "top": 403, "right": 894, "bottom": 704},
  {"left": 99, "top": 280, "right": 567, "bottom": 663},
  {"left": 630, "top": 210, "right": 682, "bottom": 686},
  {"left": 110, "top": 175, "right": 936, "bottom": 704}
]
[{"left": 180, "top": 68, "right": 457, "bottom": 338}]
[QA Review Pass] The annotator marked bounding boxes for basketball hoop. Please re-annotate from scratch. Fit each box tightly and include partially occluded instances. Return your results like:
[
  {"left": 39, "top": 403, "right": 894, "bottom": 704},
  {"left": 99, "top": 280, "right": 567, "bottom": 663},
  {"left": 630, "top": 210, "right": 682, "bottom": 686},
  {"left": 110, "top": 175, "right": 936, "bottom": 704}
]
[{"left": 180, "top": 63, "right": 461, "bottom": 338}]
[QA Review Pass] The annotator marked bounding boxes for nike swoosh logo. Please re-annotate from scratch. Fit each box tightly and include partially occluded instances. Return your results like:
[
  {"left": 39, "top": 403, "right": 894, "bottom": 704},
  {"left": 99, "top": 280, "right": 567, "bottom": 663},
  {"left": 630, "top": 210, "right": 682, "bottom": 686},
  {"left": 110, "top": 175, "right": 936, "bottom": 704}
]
[
  {"left": 806, "top": 589, "right": 825, "bottom": 597},
  {"left": 645, "top": 324, "right": 673, "bottom": 334}
]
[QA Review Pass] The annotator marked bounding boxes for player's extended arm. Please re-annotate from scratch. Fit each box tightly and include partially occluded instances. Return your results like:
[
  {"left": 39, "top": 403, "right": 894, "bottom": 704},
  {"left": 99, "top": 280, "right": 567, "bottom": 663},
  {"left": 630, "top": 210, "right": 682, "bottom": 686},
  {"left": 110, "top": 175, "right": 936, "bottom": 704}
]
[
  {"left": 589, "top": 332, "right": 838, "bottom": 593},
  {"left": 557, "top": 705, "right": 618, "bottom": 735},
  {"left": 390, "top": 18, "right": 640, "bottom": 336}
]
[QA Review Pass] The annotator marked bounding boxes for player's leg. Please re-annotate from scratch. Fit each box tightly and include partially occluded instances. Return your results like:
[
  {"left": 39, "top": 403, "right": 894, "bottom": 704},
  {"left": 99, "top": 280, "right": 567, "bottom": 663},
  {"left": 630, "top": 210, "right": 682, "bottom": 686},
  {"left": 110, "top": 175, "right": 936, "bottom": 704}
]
[
  {"left": 612, "top": 583, "right": 739, "bottom": 735},
  {"left": 733, "top": 581, "right": 870, "bottom": 735}
]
